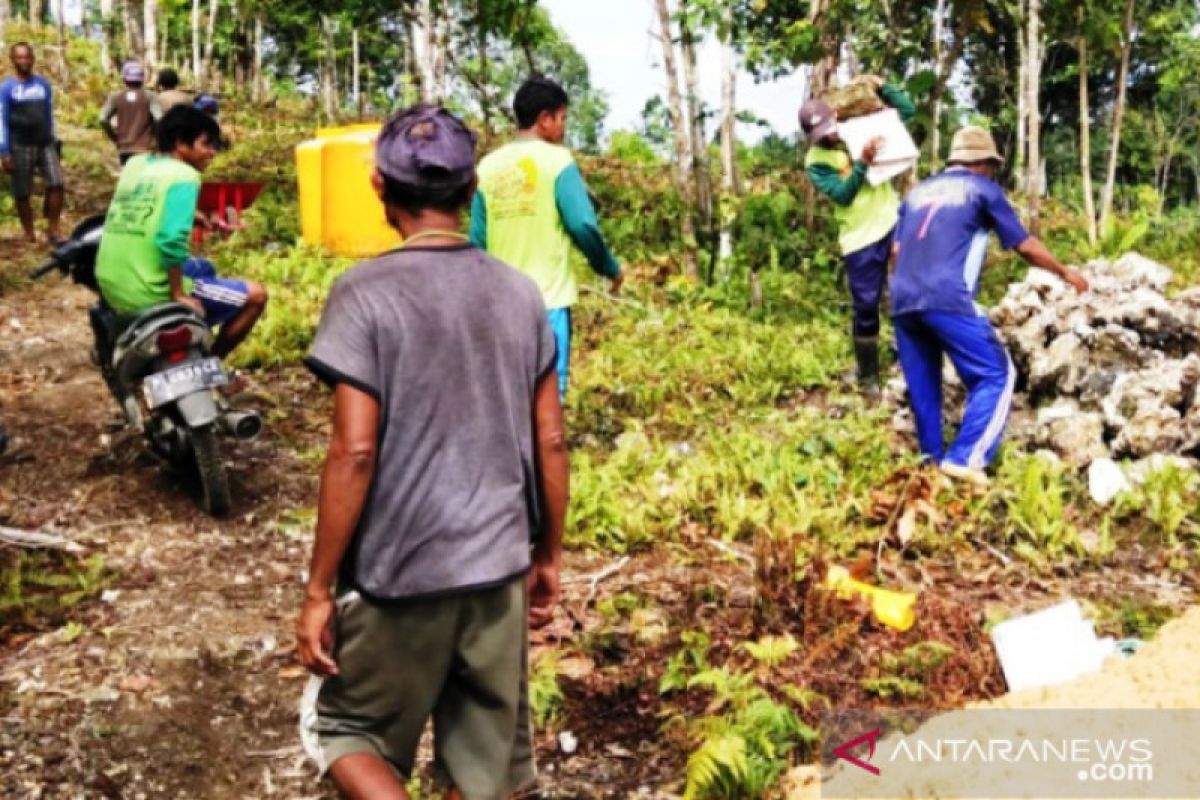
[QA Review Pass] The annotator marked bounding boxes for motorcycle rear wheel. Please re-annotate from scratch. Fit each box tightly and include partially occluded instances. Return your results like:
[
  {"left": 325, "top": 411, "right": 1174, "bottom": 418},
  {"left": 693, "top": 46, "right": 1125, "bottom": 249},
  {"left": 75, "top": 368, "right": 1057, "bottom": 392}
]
[{"left": 191, "top": 424, "right": 232, "bottom": 517}]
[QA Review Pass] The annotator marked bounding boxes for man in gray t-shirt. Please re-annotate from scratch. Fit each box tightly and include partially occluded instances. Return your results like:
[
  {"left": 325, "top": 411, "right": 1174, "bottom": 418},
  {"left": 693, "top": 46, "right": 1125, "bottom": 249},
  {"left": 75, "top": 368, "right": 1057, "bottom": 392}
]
[{"left": 295, "top": 105, "right": 568, "bottom": 799}]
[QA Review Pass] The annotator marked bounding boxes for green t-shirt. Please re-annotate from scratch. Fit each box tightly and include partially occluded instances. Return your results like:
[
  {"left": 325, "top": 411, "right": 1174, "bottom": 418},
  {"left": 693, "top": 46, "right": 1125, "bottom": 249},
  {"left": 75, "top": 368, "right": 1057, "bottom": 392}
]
[
  {"left": 471, "top": 139, "right": 620, "bottom": 310},
  {"left": 473, "top": 140, "right": 575, "bottom": 308},
  {"left": 804, "top": 145, "right": 899, "bottom": 256},
  {"left": 95, "top": 154, "right": 200, "bottom": 314}
]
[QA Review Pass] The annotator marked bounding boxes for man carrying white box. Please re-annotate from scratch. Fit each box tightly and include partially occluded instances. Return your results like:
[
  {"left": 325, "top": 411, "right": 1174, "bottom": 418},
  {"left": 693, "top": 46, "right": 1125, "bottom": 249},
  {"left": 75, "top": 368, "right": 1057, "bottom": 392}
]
[{"left": 801, "top": 75, "right": 916, "bottom": 397}]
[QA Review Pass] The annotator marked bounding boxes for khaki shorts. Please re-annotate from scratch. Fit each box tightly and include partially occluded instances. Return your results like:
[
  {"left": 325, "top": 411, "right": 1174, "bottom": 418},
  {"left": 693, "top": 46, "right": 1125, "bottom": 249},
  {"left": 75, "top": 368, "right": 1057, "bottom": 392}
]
[{"left": 299, "top": 576, "right": 535, "bottom": 799}]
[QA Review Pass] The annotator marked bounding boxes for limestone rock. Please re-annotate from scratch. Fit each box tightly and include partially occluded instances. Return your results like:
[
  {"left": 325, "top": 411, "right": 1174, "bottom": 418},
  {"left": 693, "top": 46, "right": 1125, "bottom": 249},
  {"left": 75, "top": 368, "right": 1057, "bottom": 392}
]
[
  {"left": 1088, "top": 458, "right": 1131, "bottom": 505},
  {"left": 1029, "top": 332, "right": 1089, "bottom": 395},
  {"left": 905, "top": 252, "right": 1200, "bottom": 465},
  {"left": 1127, "top": 454, "right": 1199, "bottom": 485},
  {"left": 1033, "top": 401, "right": 1108, "bottom": 467},
  {"left": 1101, "top": 253, "right": 1173, "bottom": 292},
  {"left": 1111, "top": 403, "right": 1184, "bottom": 458}
]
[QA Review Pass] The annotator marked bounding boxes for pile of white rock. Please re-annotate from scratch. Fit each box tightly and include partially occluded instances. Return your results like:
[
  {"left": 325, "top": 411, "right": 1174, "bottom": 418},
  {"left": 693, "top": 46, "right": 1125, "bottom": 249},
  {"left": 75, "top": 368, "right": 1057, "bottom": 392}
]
[{"left": 991, "top": 253, "right": 1200, "bottom": 470}]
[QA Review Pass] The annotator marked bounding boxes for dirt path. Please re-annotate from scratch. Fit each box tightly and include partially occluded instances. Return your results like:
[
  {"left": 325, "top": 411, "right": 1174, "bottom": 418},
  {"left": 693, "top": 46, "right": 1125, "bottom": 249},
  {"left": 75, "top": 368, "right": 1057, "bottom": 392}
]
[
  {"left": 0, "top": 246, "right": 336, "bottom": 798},
  {"left": 0, "top": 233, "right": 668, "bottom": 798}
]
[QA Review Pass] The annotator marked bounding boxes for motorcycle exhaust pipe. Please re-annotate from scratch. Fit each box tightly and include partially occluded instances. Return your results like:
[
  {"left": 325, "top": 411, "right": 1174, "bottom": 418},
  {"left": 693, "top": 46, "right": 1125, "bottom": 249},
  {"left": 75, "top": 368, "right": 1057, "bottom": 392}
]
[{"left": 220, "top": 410, "right": 262, "bottom": 442}]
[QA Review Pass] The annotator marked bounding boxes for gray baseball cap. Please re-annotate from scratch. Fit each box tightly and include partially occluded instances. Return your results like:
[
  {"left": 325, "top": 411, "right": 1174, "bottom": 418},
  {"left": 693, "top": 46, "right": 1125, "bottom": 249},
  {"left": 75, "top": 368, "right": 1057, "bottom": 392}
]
[
  {"left": 375, "top": 104, "right": 478, "bottom": 189},
  {"left": 122, "top": 61, "right": 145, "bottom": 83},
  {"left": 799, "top": 98, "right": 837, "bottom": 141}
]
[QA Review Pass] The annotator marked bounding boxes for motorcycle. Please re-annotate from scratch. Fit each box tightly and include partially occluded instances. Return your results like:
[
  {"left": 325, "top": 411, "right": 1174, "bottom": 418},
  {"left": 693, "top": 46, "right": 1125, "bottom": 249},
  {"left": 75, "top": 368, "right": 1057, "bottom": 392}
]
[{"left": 31, "top": 215, "right": 261, "bottom": 517}]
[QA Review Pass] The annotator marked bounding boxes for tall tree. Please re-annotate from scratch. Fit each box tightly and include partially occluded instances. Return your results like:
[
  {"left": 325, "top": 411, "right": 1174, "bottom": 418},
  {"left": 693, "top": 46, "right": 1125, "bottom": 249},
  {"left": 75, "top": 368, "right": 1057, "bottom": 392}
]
[
  {"left": 54, "top": 0, "right": 68, "bottom": 81},
  {"left": 144, "top": 0, "right": 159, "bottom": 71},
  {"left": 252, "top": 14, "right": 263, "bottom": 100},
  {"left": 1098, "top": 0, "right": 1135, "bottom": 235},
  {"left": 320, "top": 13, "right": 336, "bottom": 117},
  {"left": 1024, "top": 0, "right": 1042, "bottom": 234},
  {"left": 717, "top": 11, "right": 740, "bottom": 272},
  {"left": 679, "top": 3, "right": 712, "bottom": 258},
  {"left": 191, "top": 0, "right": 201, "bottom": 80},
  {"left": 202, "top": 0, "right": 218, "bottom": 88},
  {"left": 653, "top": 0, "right": 699, "bottom": 280},
  {"left": 98, "top": 0, "right": 114, "bottom": 73},
  {"left": 123, "top": 0, "right": 144, "bottom": 62},
  {"left": 1076, "top": 4, "right": 1097, "bottom": 246},
  {"left": 408, "top": 0, "right": 448, "bottom": 103}
]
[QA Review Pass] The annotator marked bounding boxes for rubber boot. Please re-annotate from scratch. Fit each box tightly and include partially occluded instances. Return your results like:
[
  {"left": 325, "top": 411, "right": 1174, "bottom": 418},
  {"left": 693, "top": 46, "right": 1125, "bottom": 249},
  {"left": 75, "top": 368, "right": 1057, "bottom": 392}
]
[{"left": 853, "top": 336, "right": 882, "bottom": 399}]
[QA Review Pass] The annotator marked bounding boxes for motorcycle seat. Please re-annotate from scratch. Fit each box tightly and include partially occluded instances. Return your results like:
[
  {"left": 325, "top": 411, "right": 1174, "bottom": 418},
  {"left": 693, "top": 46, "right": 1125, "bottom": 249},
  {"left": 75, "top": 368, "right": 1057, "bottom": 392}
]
[{"left": 110, "top": 302, "right": 207, "bottom": 348}]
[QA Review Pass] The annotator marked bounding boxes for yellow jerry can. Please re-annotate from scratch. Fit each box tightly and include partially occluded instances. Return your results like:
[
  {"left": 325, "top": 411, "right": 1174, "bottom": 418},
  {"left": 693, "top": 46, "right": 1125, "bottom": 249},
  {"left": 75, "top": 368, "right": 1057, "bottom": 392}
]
[{"left": 296, "top": 124, "right": 402, "bottom": 257}]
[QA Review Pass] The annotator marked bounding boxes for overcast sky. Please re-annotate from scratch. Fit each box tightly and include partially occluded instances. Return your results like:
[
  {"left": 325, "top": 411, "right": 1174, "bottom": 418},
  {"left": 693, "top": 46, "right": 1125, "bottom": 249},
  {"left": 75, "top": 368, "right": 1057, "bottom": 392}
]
[{"left": 541, "top": 0, "right": 808, "bottom": 143}]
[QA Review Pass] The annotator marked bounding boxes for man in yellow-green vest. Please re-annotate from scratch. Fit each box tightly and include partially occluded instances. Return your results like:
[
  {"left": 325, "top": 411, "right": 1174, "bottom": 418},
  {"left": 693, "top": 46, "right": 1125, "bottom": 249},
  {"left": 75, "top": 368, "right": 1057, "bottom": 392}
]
[
  {"left": 470, "top": 76, "right": 623, "bottom": 400},
  {"left": 801, "top": 75, "right": 916, "bottom": 396}
]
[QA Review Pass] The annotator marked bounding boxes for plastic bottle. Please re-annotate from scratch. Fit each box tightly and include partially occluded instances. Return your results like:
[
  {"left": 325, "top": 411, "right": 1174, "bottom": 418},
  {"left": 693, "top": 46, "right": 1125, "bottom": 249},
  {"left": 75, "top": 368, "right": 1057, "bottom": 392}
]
[{"left": 824, "top": 565, "right": 917, "bottom": 632}]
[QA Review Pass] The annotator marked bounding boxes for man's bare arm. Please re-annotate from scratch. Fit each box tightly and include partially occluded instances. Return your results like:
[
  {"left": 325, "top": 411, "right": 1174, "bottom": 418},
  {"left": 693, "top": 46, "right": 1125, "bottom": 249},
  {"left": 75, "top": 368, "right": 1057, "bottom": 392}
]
[
  {"left": 528, "top": 370, "right": 567, "bottom": 628},
  {"left": 1015, "top": 237, "right": 1089, "bottom": 293},
  {"left": 296, "top": 383, "right": 380, "bottom": 675}
]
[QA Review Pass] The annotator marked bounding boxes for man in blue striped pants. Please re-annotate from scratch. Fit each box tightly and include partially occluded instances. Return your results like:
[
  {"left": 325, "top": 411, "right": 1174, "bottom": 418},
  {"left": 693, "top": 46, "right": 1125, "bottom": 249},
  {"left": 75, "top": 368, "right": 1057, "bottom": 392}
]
[{"left": 889, "top": 127, "right": 1089, "bottom": 486}]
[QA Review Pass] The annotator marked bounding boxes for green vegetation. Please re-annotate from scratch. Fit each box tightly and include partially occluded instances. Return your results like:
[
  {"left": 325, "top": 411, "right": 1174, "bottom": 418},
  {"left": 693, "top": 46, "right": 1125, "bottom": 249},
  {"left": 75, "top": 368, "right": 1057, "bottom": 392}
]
[
  {"left": 0, "top": 553, "right": 112, "bottom": 631},
  {"left": 528, "top": 651, "right": 566, "bottom": 728}
]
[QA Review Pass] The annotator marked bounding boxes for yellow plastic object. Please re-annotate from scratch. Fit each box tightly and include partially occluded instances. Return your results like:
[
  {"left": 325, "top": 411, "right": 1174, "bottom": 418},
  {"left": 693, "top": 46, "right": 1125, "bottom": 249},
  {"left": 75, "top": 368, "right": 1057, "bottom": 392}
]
[
  {"left": 824, "top": 565, "right": 917, "bottom": 632},
  {"left": 295, "top": 124, "right": 402, "bottom": 257},
  {"left": 296, "top": 139, "right": 325, "bottom": 248}
]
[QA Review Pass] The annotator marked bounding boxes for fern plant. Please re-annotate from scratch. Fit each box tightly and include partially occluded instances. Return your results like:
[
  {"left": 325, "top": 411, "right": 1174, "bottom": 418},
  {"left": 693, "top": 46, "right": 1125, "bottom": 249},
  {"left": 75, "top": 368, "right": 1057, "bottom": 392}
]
[
  {"left": 740, "top": 634, "right": 799, "bottom": 670},
  {"left": 681, "top": 667, "right": 817, "bottom": 799}
]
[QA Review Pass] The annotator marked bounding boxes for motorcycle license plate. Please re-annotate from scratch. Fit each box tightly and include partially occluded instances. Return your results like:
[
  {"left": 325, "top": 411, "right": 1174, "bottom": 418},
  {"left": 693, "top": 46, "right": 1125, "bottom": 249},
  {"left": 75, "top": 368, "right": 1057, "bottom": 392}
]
[{"left": 143, "top": 358, "right": 228, "bottom": 408}]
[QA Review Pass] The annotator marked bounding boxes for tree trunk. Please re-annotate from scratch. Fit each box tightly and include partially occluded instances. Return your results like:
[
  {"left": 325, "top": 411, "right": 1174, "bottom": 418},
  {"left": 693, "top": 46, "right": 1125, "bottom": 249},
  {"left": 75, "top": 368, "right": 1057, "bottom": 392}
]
[
  {"left": 202, "top": 0, "right": 218, "bottom": 89},
  {"left": 1098, "top": 0, "right": 1135, "bottom": 236},
  {"left": 1024, "top": 0, "right": 1042, "bottom": 234},
  {"left": 252, "top": 15, "right": 264, "bottom": 102},
  {"left": 143, "top": 0, "right": 157, "bottom": 72},
  {"left": 409, "top": 0, "right": 448, "bottom": 104},
  {"left": 476, "top": 5, "right": 494, "bottom": 139},
  {"left": 930, "top": 0, "right": 947, "bottom": 169},
  {"left": 1157, "top": 150, "right": 1174, "bottom": 215},
  {"left": 229, "top": 0, "right": 250, "bottom": 90},
  {"left": 320, "top": 14, "right": 336, "bottom": 119},
  {"left": 717, "top": 24, "right": 739, "bottom": 277},
  {"left": 191, "top": 0, "right": 201, "bottom": 81},
  {"left": 97, "top": 0, "right": 113, "bottom": 73},
  {"left": 123, "top": 0, "right": 144, "bottom": 64},
  {"left": 679, "top": 3, "right": 712, "bottom": 269},
  {"left": 1077, "top": 12, "right": 1097, "bottom": 247},
  {"left": 352, "top": 28, "right": 361, "bottom": 115},
  {"left": 54, "top": 0, "right": 68, "bottom": 82},
  {"left": 652, "top": 0, "right": 699, "bottom": 280},
  {"left": 1015, "top": 4, "right": 1027, "bottom": 189},
  {"left": 802, "top": 0, "right": 837, "bottom": 233}
]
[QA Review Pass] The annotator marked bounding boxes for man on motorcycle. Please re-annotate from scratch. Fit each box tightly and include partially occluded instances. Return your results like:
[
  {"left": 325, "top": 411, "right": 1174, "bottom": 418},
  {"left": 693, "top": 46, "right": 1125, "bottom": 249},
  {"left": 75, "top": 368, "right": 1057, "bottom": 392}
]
[{"left": 95, "top": 105, "right": 267, "bottom": 359}]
